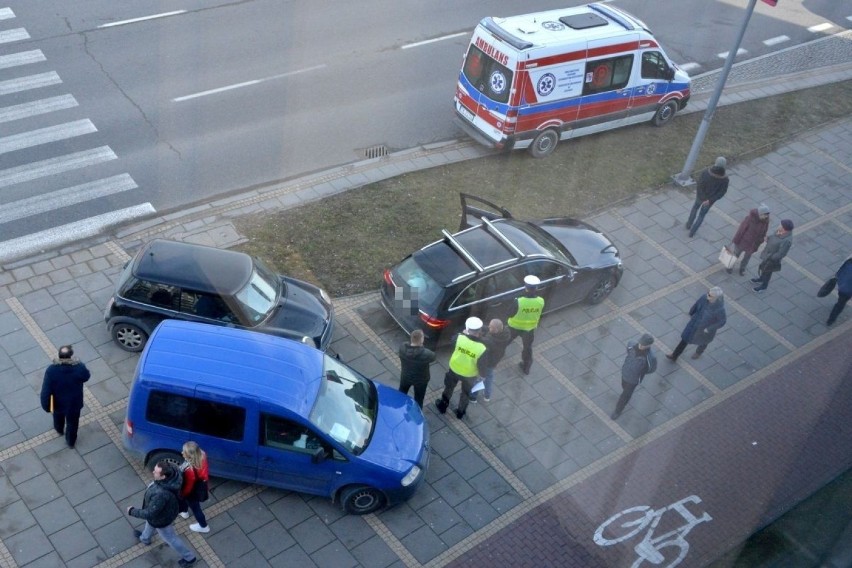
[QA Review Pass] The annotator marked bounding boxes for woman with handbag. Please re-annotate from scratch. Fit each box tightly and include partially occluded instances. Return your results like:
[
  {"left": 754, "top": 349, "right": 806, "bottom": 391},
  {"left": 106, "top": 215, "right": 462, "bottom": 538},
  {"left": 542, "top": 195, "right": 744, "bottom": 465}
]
[{"left": 178, "top": 441, "right": 210, "bottom": 533}]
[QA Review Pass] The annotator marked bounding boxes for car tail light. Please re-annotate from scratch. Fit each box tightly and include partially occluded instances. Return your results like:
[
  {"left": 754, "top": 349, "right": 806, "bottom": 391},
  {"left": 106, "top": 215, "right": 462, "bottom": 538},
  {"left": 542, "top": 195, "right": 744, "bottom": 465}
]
[
  {"left": 125, "top": 418, "right": 133, "bottom": 436},
  {"left": 383, "top": 269, "right": 395, "bottom": 287},
  {"left": 419, "top": 311, "right": 450, "bottom": 329}
]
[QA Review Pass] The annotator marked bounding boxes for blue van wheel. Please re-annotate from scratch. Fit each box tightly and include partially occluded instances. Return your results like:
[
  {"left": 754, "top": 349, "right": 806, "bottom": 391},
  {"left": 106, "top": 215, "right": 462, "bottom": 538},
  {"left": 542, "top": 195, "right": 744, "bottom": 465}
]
[
  {"left": 341, "top": 485, "right": 385, "bottom": 515},
  {"left": 145, "top": 450, "right": 182, "bottom": 470}
]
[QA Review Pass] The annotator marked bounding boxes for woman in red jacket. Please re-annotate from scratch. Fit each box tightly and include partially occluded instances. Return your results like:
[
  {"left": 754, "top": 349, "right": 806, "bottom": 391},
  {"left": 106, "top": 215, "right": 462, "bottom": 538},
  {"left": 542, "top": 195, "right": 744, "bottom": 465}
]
[{"left": 178, "top": 441, "right": 210, "bottom": 533}]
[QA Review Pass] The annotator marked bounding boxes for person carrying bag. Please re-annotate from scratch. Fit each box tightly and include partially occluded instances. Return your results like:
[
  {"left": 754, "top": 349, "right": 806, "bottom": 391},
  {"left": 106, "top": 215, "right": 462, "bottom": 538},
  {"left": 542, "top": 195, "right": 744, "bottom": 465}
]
[{"left": 178, "top": 441, "right": 211, "bottom": 533}]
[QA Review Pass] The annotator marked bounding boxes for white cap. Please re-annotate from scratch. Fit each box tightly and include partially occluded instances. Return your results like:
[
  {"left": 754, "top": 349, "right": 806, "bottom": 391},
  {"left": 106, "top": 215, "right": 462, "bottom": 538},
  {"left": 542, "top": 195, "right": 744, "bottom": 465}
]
[
  {"left": 524, "top": 275, "right": 540, "bottom": 287},
  {"left": 465, "top": 317, "right": 483, "bottom": 331}
]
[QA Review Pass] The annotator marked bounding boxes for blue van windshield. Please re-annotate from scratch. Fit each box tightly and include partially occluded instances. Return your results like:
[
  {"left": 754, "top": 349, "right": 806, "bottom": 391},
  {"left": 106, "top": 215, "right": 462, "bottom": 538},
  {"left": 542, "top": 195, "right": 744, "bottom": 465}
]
[{"left": 309, "top": 355, "right": 377, "bottom": 455}]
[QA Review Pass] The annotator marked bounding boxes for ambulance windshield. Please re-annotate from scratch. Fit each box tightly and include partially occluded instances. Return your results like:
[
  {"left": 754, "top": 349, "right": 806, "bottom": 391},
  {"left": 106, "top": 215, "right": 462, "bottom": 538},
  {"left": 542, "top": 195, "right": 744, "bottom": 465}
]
[{"left": 462, "top": 44, "right": 513, "bottom": 104}]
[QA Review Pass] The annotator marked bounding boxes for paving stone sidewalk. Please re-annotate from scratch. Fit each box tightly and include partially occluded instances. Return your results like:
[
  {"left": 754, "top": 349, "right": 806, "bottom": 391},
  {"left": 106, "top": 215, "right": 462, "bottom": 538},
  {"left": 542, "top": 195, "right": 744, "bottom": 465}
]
[{"left": 1, "top": 53, "right": 851, "bottom": 568}]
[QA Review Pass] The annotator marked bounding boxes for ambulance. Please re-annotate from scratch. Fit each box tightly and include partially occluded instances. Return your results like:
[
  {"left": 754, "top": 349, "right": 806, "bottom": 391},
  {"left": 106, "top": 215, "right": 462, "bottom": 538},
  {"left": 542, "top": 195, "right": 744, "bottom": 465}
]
[{"left": 453, "top": 2, "right": 691, "bottom": 158}]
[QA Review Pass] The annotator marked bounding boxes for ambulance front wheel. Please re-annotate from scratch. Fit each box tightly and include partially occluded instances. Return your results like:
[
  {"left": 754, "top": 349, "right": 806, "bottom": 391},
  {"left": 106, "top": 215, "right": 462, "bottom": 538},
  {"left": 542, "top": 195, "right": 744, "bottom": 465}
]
[
  {"left": 653, "top": 101, "right": 679, "bottom": 127},
  {"left": 528, "top": 129, "right": 559, "bottom": 159}
]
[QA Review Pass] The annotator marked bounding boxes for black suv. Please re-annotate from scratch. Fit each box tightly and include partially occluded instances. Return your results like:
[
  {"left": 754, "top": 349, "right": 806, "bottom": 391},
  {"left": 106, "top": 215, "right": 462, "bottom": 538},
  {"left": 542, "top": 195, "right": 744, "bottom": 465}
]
[
  {"left": 105, "top": 239, "right": 334, "bottom": 352},
  {"left": 381, "top": 194, "right": 622, "bottom": 345}
]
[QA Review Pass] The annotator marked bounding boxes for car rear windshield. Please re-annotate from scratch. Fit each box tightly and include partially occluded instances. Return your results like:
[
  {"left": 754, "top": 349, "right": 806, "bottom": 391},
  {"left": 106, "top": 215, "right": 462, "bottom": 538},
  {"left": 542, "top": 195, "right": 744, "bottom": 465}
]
[
  {"left": 395, "top": 255, "right": 445, "bottom": 309},
  {"left": 309, "top": 355, "right": 377, "bottom": 455},
  {"left": 234, "top": 260, "right": 280, "bottom": 324}
]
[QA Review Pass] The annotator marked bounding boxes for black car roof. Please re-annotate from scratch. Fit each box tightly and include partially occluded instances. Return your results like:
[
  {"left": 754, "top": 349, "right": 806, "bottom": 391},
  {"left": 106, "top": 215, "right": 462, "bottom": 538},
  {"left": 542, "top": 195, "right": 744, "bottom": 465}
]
[
  {"left": 414, "top": 219, "right": 558, "bottom": 287},
  {"left": 132, "top": 239, "right": 254, "bottom": 295}
]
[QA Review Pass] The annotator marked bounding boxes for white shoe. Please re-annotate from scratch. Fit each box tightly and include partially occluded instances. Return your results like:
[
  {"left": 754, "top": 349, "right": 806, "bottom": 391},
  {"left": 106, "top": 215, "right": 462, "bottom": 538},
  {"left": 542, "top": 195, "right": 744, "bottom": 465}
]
[
  {"left": 190, "top": 523, "right": 210, "bottom": 533},
  {"left": 483, "top": 396, "right": 491, "bottom": 402},
  {"left": 179, "top": 512, "right": 190, "bottom": 519}
]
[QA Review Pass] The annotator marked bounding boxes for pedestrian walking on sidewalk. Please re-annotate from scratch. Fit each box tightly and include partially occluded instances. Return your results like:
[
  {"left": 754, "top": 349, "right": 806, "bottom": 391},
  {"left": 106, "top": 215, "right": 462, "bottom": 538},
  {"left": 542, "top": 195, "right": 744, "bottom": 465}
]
[
  {"left": 40, "top": 345, "right": 90, "bottom": 448},
  {"left": 685, "top": 157, "right": 729, "bottom": 238},
  {"left": 435, "top": 317, "right": 487, "bottom": 420},
  {"left": 752, "top": 219, "right": 794, "bottom": 292},
  {"left": 397, "top": 329, "right": 436, "bottom": 408},
  {"left": 728, "top": 204, "right": 770, "bottom": 276},
  {"left": 178, "top": 441, "right": 210, "bottom": 534},
  {"left": 611, "top": 334, "right": 657, "bottom": 420},
  {"left": 508, "top": 275, "right": 545, "bottom": 375},
  {"left": 667, "top": 287, "right": 727, "bottom": 361},
  {"left": 127, "top": 461, "right": 197, "bottom": 567},
  {"left": 472, "top": 319, "right": 512, "bottom": 402},
  {"left": 825, "top": 256, "right": 852, "bottom": 326}
]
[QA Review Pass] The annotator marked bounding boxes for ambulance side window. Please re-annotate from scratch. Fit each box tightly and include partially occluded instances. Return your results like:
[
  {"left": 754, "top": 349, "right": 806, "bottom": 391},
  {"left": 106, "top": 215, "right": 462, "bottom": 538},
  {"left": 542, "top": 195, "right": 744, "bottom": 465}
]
[
  {"left": 583, "top": 55, "right": 633, "bottom": 95},
  {"left": 641, "top": 52, "right": 669, "bottom": 80}
]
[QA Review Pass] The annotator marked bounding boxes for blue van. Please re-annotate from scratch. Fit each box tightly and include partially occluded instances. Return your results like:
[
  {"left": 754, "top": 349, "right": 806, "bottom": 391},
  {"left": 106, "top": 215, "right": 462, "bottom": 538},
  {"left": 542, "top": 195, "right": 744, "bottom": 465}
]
[{"left": 123, "top": 320, "right": 429, "bottom": 514}]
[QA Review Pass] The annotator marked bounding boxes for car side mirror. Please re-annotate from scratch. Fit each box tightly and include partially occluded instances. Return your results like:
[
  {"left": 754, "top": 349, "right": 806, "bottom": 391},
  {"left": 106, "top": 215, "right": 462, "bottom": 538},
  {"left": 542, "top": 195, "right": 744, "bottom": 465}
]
[
  {"left": 311, "top": 447, "right": 327, "bottom": 464},
  {"left": 665, "top": 67, "right": 675, "bottom": 81},
  {"left": 564, "top": 271, "right": 576, "bottom": 283}
]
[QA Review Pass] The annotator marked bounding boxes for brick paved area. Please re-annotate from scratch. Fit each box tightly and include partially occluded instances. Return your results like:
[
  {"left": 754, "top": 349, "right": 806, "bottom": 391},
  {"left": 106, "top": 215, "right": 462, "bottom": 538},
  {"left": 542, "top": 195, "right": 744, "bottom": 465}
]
[{"left": 0, "top": 75, "right": 850, "bottom": 568}]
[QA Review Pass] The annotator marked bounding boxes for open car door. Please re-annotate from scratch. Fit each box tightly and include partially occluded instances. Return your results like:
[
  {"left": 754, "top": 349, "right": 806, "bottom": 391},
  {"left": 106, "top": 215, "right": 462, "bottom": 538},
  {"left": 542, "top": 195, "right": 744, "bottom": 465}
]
[{"left": 459, "top": 193, "right": 513, "bottom": 231}]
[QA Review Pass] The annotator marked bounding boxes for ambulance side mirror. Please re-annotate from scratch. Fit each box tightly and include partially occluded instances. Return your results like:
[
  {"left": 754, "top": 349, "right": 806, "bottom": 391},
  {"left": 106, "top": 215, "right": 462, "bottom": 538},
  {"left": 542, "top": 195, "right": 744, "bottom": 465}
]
[{"left": 665, "top": 67, "right": 675, "bottom": 81}]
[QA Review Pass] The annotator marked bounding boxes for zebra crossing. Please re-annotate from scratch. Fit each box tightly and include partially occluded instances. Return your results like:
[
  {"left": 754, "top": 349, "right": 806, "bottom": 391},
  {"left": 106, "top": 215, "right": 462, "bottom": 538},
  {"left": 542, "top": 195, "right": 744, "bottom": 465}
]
[{"left": 0, "top": 7, "right": 154, "bottom": 263}]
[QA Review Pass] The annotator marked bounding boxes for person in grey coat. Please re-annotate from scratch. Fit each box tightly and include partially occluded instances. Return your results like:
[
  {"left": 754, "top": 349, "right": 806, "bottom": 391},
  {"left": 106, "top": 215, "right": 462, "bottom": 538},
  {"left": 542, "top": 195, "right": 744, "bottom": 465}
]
[
  {"left": 752, "top": 219, "right": 794, "bottom": 292},
  {"left": 611, "top": 334, "right": 657, "bottom": 420},
  {"left": 666, "top": 287, "right": 727, "bottom": 361}
]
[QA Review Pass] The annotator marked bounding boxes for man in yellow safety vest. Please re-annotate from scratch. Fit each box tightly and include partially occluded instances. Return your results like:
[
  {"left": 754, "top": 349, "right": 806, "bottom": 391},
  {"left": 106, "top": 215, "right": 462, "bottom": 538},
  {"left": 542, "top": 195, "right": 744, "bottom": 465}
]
[
  {"left": 508, "top": 275, "right": 545, "bottom": 375},
  {"left": 435, "top": 317, "right": 487, "bottom": 420}
]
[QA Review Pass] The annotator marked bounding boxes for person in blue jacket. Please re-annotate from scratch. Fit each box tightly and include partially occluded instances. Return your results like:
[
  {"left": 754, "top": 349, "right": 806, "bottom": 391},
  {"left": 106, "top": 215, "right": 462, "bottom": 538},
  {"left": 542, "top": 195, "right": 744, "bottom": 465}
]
[
  {"left": 827, "top": 256, "right": 852, "bottom": 326},
  {"left": 666, "top": 288, "right": 727, "bottom": 361},
  {"left": 40, "top": 345, "right": 90, "bottom": 448}
]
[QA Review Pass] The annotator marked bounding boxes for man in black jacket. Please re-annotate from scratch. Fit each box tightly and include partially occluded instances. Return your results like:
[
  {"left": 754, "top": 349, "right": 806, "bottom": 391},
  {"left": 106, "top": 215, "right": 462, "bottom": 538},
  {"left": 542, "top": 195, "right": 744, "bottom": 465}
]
[
  {"left": 40, "top": 345, "right": 90, "bottom": 448},
  {"left": 128, "top": 461, "right": 197, "bottom": 567},
  {"left": 398, "top": 329, "right": 436, "bottom": 408},
  {"left": 685, "top": 156, "right": 729, "bottom": 238}
]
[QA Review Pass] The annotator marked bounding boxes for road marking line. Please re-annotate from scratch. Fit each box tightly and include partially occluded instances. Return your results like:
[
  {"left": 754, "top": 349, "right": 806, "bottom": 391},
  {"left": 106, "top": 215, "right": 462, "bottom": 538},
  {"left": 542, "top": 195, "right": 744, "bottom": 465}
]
[
  {"left": 807, "top": 22, "right": 834, "bottom": 33},
  {"left": 173, "top": 65, "right": 326, "bottom": 102},
  {"left": 763, "top": 35, "right": 790, "bottom": 46},
  {"left": 98, "top": 10, "right": 186, "bottom": 28},
  {"left": 0, "top": 119, "right": 97, "bottom": 155},
  {"left": 679, "top": 62, "right": 701, "bottom": 73},
  {"left": 0, "top": 94, "right": 78, "bottom": 124},
  {"left": 0, "top": 7, "right": 14, "bottom": 19},
  {"left": 401, "top": 32, "right": 467, "bottom": 49},
  {"left": 0, "top": 174, "right": 138, "bottom": 224},
  {"left": 0, "top": 71, "right": 62, "bottom": 96},
  {"left": 718, "top": 48, "right": 747, "bottom": 59},
  {"left": 0, "top": 27, "right": 29, "bottom": 44},
  {"left": 0, "top": 203, "right": 156, "bottom": 262},
  {"left": 0, "top": 145, "right": 116, "bottom": 188},
  {"left": 0, "top": 49, "right": 45, "bottom": 70}
]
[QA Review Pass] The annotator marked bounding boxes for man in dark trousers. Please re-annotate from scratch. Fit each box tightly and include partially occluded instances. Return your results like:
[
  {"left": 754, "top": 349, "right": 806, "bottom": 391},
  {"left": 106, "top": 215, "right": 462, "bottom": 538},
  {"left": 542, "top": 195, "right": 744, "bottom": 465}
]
[
  {"left": 826, "top": 256, "right": 852, "bottom": 326},
  {"left": 435, "top": 317, "right": 487, "bottom": 420},
  {"left": 40, "top": 345, "right": 90, "bottom": 448},
  {"left": 471, "top": 318, "right": 512, "bottom": 403},
  {"left": 398, "top": 329, "right": 436, "bottom": 408},
  {"left": 127, "top": 461, "right": 197, "bottom": 567},
  {"left": 667, "top": 287, "right": 727, "bottom": 361},
  {"left": 752, "top": 219, "right": 794, "bottom": 292},
  {"left": 685, "top": 156, "right": 729, "bottom": 238},
  {"left": 611, "top": 334, "right": 657, "bottom": 420},
  {"left": 508, "top": 275, "right": 545, "bottom": 375}
]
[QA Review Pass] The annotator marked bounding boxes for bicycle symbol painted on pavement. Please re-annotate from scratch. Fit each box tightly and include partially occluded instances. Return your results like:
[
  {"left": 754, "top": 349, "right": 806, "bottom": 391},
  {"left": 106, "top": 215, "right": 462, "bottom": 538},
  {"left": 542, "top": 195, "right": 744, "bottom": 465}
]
[{"left": 593, "top": 495, "right": 712, "bottom": 567}]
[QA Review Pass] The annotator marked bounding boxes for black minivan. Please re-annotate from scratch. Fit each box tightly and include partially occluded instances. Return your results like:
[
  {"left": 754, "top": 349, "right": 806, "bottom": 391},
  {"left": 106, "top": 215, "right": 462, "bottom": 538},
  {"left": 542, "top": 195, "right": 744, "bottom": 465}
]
[{"left": 105, "top": 239, "right": 334, "bottom": 352}]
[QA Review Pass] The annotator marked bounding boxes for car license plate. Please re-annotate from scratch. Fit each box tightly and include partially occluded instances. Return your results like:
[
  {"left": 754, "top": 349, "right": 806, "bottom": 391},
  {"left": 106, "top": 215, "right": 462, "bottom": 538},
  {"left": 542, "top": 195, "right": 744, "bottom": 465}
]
[{"left": 459, "top": 105, "right": 475, "bottom": 122}]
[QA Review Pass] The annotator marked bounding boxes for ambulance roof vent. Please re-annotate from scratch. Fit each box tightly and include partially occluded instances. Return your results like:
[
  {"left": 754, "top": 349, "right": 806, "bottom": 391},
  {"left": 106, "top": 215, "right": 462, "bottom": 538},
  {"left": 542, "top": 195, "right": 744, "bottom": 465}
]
[{"left": 559, "top": 13, "right": 608, "bottom": 30}]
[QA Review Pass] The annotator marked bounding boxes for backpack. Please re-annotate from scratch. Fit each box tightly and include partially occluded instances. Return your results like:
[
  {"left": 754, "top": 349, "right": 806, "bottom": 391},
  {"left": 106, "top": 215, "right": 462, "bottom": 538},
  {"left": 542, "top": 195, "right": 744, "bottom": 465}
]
[{"left": 646, "top": 350, "right": 658, "bottom": 375}]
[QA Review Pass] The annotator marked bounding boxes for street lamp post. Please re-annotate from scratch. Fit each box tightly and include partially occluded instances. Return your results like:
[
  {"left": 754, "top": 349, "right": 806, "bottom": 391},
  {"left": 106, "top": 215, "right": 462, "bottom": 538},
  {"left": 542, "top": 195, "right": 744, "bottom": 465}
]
[{"left": 672, "top": 0, "right": 763, "bottom": 186}]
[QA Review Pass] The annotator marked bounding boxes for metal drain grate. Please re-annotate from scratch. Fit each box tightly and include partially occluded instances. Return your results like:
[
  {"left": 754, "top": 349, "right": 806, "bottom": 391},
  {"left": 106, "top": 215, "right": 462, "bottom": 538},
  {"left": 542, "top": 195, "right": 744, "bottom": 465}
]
[{"left": 364, "top": 145, "right": 389, "bottom": 159}]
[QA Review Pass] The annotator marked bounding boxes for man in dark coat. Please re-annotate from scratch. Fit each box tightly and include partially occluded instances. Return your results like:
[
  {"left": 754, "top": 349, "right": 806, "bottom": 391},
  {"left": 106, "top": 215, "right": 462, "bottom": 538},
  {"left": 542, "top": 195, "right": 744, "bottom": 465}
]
[
  {"left": 40, "top": 345, "right": 90, "bottom": 448},
  {"left": 686, "top": 157, "right": 729, "bottom": 238},
  {"left": 398, "top": 329, "right": 436, "bottom": 408},
  {"left": 667, "top": 287, "right": 727, "bottom": 361},
  {"left": 472, "top": 319, "right": 512, "bottom": 403},
  {"left": 728, "top": 204, "right": 770, "bottom": 276},
  {"left": 752, "top": 219, "right": 794, "bottom": 292},
  {"left": 128, "top": 461, "right": 197, "bottom": 566},
  {"left": 827, "top": 256, "right": 852, "bottom": 326},
  {"left": 611, "top": 334, "right": 657, "bottom": 420}
]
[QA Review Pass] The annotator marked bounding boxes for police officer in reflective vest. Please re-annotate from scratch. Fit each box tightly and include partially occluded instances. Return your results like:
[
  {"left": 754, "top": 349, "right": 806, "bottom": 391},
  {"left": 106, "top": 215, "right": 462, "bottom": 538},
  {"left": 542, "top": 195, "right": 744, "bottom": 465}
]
[
  {"left": 435, "top": 317, "right": 487, "bottom": 420},
  {"left": 508, "top": 275, "right": 545, "bottom": 375}
]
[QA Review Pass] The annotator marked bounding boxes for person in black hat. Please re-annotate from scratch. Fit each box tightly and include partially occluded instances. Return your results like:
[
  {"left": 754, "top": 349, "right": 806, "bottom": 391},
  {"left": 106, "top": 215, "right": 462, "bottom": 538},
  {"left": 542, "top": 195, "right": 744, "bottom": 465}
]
[
  {"left": 611, "top": 334, "right": 657, "bottom": 420},
  {"left": 752, "top": 219, "right": 794, "bottom": 292},
  {"left": 685, "top": 156, "right": 729, "bottom": 238}
]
